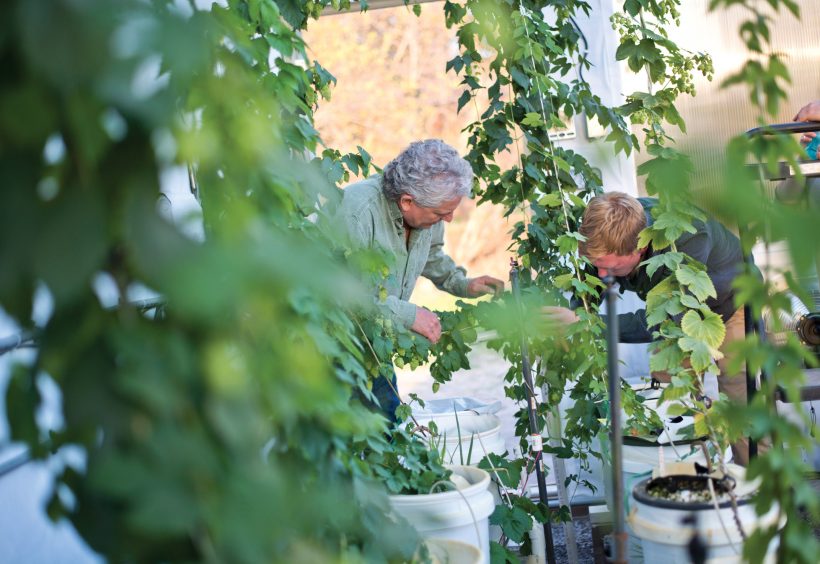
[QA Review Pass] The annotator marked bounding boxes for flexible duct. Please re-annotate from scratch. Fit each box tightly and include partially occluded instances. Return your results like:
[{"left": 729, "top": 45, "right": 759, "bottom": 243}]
[{"left": 763, "top": 290, "right": 820, "bottom": 348}]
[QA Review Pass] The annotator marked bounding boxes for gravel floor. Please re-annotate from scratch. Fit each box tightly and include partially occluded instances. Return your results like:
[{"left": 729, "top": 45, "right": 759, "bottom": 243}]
[{"left": 548, "top": 517, "right": 596, "bottom": 564}]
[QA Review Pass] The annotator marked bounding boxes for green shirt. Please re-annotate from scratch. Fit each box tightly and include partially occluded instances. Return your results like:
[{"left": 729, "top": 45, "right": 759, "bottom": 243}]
[{"left": 338, "top": 176, "right": 470, "bottom": 329}]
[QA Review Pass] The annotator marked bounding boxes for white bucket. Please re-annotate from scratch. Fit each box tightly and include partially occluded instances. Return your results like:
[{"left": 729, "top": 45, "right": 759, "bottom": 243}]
[
  {"left": 628, "top": 467, "right": 780, "bottom": 563},
  {"left": 389, "top": 465, "right": 496, "bottom": 564},
  {"left": 435, "top": 414, "right": 506, "bottom": 466}
]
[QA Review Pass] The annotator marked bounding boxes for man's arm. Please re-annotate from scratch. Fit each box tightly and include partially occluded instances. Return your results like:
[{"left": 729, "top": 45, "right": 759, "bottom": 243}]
[
  {"left": 422, "top": 223, "right": 504, "bottom": 297},
  {"left": 794, "top": 100, "right": 820, "bottom": 122},
  {"left": 610, "top": 310, "right": 653, "bottom": 343},
  {"left": 544, "top": 305, "right": 654, "bottom": 343}
]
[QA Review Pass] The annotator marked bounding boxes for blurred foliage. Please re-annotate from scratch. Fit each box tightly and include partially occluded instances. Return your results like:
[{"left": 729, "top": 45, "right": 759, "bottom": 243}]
[
  {"left": 0, "top": 0, "right": 427, "bottom": 561},
  {"left": 705, "top": 1, "right": 820, "bottom": 562}
]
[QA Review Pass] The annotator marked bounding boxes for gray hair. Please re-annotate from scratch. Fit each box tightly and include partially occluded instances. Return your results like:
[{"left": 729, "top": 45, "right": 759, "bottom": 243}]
[{"left": 382, "top": 139, "right": 473, "bottom": 207}]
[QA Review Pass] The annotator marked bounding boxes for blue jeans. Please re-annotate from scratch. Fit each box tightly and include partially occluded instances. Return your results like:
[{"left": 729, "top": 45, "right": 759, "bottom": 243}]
[{"left": 371, "top": 368, "right": 399, "bottom": 424}]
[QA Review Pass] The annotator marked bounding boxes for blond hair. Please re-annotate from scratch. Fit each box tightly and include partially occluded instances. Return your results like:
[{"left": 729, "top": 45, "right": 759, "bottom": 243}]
[{"left": 578, "top": 192, "right": 646, "bottom": 259}]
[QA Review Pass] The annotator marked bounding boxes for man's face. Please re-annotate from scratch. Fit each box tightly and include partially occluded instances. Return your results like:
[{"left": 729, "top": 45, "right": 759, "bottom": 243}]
[
  {"left": 589, "top": 251, "right": 644, "bottom": 278},
  {"left": 398, "top": 195, "right": 462, "bottom": 229}
]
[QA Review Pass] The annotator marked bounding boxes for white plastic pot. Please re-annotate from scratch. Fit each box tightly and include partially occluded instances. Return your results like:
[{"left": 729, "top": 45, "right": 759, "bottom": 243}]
[
  {"left": 389, "top": 465, "right": 495, "bottom": 564},
  {"left": 628, "top": 467, "right": 780, "bottom": 563},
  {"left": 435, "top": 414, "right": 506, "bottom": 466}
]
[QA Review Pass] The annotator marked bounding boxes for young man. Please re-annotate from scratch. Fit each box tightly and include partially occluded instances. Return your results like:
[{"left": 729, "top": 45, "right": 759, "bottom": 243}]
[
  {"left": 339, "top": 139, "right": 504, "bottom": 421},
  {"left": 545, "top": 191, "right": 752, "bottom": 464}
]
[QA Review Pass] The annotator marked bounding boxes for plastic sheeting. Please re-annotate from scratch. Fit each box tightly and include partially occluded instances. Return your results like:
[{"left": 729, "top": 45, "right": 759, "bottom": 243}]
[{"left": 412, "top": 396, "right": 502, "bottom": 418}]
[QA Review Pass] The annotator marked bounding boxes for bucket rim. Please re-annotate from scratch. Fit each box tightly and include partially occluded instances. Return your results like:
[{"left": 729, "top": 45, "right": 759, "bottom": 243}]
[
  {"left": 388, "top": 465, "right": 491, "bottom": 502},
  {"left": 631, "top": 474, "right": 753, "bottom": 510}
]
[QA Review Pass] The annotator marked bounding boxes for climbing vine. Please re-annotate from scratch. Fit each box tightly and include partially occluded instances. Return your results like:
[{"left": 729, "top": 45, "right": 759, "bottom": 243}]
[{"left": 440, "top": 0, "right": 719, "bottom": 556}]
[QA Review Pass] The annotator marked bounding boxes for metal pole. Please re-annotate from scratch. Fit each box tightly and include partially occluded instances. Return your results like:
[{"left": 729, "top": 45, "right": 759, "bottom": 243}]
[
  {"left": 604, "top": 275, "right": 627, "bottom": 564},
  {"left": 743, "top": 301, "right": 758, "bottom": 459},
  {"left": 544, "top": 399, "right": 579, "bottom": 564},
  {"left": 510, "top": 260, "right": 556, "bottom": 564}
]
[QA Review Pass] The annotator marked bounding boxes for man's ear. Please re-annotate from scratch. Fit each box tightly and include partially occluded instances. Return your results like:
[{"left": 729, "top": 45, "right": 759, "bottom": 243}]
[{"left": 398, "top": 195, "right": 413, "bottom": 211}]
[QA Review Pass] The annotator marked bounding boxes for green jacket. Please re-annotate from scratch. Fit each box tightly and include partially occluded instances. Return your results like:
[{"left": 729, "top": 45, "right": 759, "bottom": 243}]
[{"left": 338, "top": 176, "right": 470, "bottom": 329}]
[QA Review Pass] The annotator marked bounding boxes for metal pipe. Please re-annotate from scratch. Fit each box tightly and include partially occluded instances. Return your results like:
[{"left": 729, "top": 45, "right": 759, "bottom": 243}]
[
  {"left": 545, "top": 400, "right": 579, "bottom": 564},
  {"left": 604, "top": 275, "right": 627, "bottom": 564},
  {"left": 743, "top": 301, "right": 758, "bottom": 459},
  {"left": 745, "top": 121, "right": 820, "bottom": 137},
  {"left": 510, "top": 259, "right": 556, "bottom": 564}
]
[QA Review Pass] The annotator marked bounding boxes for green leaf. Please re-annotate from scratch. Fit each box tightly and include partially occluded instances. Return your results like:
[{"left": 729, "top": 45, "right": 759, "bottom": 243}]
[
  {"left": 678, "top": 336, "right": 722, "bottom": 372},
  {"left": 553, "top": 273, "right": 574, "bottom": 289},
  {"left": 478, "top": 453, "right": 524, "bottom": 489},
  {"left": 680, "top": 309, "right": 725, "bottom": 348},
  {"left": 693, "top": 413, "right": 708, "bottom": 437},
  {"left": 537, "top": 192, "right": 561, "bottom": 207},
  {"left": 490, "top": 541, "right": 519, "bottom": 564},
  {"left": 675, "top": 265, "right": 716, "bottom": 301},
  {"left": 489, "top": 504, "right": 531, "bottom": 543},
  {"left": 556, "top": 234, "right": 579, "bottom": 254},
  {"left": 679, "top": 293, "right": 701, "bottom": 309},
  {"left": 357, "top": 145, "right": 372, "bottom": 171},
  {"left": 509, "top": 66, "right": 530, "bottom": 89},
  {"left": 522, "top": 112, "right": 544, "bottom": 127},
  {"left": 649, "top": 340, "right": 684, "bottom": 373},
  {"left": 664, "top": 403, "right": 690, "bottom": 417},
  {"left": 623, "top": 0, "right": 641, "bottom": 16},
  {"left": 642, "top": 252, "right": 684, "bottom": 278},
  {"left": 457, "top": 90, "right": 472, "bottom": 113},
  {"left": 645, "top": 276, "right": 677, "bottom": 325},
  {"left": 615, "top": 39, "right": 637, "bottom": 63}
]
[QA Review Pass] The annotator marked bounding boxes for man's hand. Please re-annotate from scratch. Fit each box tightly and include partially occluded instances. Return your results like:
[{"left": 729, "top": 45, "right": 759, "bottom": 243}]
[
  {"left": 799, "top": 131, "right": 818, "bottom": 156},
  {"left": 466, "top": 275, "right": 505, "bottom": 297},
  {"left": 795, "top": 101, "right": 820, "bottom": 152},
  {"left": 794, "top": 100, "right": 820, "bottom": 122},
  {"left": 541, "top": 306, "right": 579, "bottom": 327},
  {"left": 411, "top": 306, "right": 442, "bottom": 343}
]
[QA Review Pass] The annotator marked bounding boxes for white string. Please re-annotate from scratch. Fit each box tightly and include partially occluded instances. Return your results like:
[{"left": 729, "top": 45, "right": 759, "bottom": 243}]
[
  {"left": 428, "top": 479, "right": 483, "bottom": 548},
  {"left": 519, "top": 5, "right": 591, "bottom": 313},
  {"left": 519, "top": 5, "right": 572, "bottom": 234},
  {"left": 475, "top": 431, "right": 514, "bottom": 507}
]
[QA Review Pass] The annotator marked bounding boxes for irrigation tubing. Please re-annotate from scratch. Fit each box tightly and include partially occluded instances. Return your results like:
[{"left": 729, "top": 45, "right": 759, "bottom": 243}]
[
  {"left": 604, "top": 275, "right": 627, "bottom": 564},
  {"left": 509, "top": 260, "right": 556, "bottom": 564}
]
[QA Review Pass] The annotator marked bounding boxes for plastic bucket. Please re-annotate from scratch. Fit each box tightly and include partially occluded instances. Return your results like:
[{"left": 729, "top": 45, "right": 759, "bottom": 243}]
[
  {"left": 389, "top": 465, "right": 495, "bottom": 564},
  {"left": 601, "top": 435, "right": 729, "bottom": 516},
  {"left": 628, "top": 468, "right": 780, "bottom": 563},
  {"left": 435, "top": 414, "right": 506, "bottom": 466}
]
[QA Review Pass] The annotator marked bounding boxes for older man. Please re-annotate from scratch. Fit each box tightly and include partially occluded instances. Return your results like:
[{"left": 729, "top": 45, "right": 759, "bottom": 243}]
[{"left": 339, "top": 139, "right": 504, "bottom": 420}]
